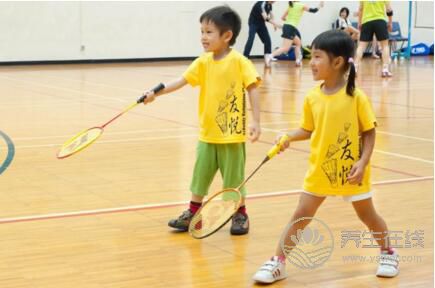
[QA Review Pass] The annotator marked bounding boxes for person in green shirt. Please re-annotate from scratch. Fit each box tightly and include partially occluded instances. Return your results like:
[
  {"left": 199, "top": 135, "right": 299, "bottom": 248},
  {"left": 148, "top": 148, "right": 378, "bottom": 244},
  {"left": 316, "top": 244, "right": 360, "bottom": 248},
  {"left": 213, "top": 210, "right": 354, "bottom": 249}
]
[
  {"left": 265, "top": 1, "right": 323, "bottom": 67},
  {"left": 355, "top": 1, "right": 393, "bottom": 77}
]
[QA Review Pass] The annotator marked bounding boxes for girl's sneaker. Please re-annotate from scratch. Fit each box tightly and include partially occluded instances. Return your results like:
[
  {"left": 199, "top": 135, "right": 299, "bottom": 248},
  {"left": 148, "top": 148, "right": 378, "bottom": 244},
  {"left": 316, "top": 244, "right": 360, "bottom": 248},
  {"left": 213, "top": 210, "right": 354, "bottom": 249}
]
[
  {"left": 381, "top": 68, "right": 393, "bottom": 78},
  {"left": 253, "top": 256, "right": 288, "bottom": 284},
  {"left": 376, "top": 250, "right": 399, "bottom": 278}
]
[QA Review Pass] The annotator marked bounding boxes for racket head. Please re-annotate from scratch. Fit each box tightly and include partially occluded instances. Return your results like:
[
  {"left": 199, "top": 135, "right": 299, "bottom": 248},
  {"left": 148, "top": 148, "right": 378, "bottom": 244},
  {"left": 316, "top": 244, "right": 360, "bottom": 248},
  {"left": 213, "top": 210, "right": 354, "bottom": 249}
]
[
  {"left": 57, "top": 127, "right": 104, "bottom": 159},
  {"left": 189, "top": 188, "right": 242, "bottom": 239}
]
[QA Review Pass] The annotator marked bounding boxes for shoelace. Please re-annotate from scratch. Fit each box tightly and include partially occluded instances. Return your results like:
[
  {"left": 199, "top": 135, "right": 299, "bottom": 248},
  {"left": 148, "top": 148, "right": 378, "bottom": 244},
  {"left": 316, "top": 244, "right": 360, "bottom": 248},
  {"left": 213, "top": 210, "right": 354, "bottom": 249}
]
[
  {"left": 233, "top": 213, "right": 246, "bottom": 225},
  {"left": 180, "top": 210, "right": 193, "bottom": 220},
  {"left": 380, "top": 254, "right": 398, "bottom": 267}
]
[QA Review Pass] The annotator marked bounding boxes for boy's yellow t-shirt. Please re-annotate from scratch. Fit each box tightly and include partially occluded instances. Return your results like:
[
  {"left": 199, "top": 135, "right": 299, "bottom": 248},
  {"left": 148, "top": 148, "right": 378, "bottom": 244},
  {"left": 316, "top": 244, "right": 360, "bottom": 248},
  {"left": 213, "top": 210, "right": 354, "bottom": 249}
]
[
  {"left": 361, "top": 1, "right": 389, "bottom": 24},
  {"left": 300, "top": 85, "right": 377, "bottom": 196},
  {"left": 285, "top": 2, "right": 305, "bottom": 27},
  {"left": 183, "top": 50, "right": 261, "bottom": 144}
]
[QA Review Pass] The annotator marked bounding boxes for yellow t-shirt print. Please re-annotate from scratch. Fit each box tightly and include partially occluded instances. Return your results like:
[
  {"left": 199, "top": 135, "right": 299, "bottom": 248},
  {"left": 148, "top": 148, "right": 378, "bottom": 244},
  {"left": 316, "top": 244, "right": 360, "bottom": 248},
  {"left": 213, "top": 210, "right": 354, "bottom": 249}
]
[
  {"left": 300, "top": 85, "right": 377, "bottom": 196},
  {"left": 183, "top": 50, "right": 261, "bottom": 144}
]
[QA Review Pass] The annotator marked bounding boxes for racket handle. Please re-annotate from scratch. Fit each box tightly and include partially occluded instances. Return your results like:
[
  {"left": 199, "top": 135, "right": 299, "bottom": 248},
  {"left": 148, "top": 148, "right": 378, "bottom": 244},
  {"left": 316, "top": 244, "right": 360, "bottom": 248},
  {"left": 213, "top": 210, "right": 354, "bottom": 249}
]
[
  {"left": 266, "top": 134, "right": 290, "bottom": 159},
  {"left": 137, "top": 83, "right": 165, "bottom": 103}
]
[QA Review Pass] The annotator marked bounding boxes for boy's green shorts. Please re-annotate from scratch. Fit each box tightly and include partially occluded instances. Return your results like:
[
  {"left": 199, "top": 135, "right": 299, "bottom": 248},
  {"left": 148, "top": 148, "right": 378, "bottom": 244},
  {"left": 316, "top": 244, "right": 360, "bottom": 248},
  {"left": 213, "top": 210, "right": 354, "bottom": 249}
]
[{"left": 190, "top": 141, "right": 246, "bottom": 198}]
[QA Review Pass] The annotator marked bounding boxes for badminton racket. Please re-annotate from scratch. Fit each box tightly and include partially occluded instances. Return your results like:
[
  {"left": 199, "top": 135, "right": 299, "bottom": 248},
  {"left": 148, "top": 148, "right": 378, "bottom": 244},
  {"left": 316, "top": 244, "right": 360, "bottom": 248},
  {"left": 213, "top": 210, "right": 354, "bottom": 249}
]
[
  {"left": 57, "top": 83, "right": 165, "bottom": 159},
  {"left": 189, "top": 134, "right": 290, "bottom": 239}
]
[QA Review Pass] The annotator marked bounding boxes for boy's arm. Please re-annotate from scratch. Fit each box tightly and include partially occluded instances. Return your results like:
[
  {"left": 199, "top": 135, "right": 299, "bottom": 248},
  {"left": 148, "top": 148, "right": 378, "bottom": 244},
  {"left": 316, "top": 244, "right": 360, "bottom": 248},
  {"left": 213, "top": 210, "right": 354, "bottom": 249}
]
[
  {"left": 348, "top": 128, "right": 376, "bottom": 184},
  {"left": 247, "top": 83, "right": 261, "bottom": 142},
  {"left": 142, "top": 77, "right": 187, "bottom": 104}
]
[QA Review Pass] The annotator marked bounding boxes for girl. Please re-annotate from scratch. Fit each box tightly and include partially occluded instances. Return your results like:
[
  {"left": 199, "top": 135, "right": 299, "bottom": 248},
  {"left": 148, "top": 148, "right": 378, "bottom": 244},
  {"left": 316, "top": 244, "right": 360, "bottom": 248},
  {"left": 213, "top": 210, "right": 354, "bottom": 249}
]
[
  {"left": 336, "top": 7, "right": 359, "bottom": 41},
  {"left": 253, "top": 30, "right": 399, "bottom": 284},
  {"left": 355, "top": 1, "right": 394, "bottom": 77},
  {"left": 265, "top": 1, "right": 323, "bottom": 67}
]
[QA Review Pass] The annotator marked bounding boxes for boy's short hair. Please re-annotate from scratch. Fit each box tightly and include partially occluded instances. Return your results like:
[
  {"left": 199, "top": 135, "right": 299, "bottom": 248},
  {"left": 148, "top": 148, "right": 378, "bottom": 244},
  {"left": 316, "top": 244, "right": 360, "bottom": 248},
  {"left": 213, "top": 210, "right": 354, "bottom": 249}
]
[{"left": 200, "top": 6, "right": 241, "bottom": 46}]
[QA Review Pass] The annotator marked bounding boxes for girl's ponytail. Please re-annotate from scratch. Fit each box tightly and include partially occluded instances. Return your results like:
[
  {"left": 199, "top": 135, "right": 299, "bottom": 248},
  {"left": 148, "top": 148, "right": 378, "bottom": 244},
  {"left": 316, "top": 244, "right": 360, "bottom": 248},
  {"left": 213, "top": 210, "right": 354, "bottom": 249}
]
[
  {"left": 347, "top": 57, "right": 356, "bottom": 96},
  {"left": 289, "top": 1, "right": 294, "bottom": 7}
]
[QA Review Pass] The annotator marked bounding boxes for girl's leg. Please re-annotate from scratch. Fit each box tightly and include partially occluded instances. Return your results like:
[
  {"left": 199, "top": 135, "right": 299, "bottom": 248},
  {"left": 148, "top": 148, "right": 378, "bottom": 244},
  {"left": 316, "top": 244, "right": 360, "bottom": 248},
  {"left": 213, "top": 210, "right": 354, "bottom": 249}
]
[
  {"left": 355, "top": 41, "right": 369, "bottom": 72},
  {"left": 271, "top": 38, "right": 294, "bottom": 58},
  {"left": 275, "top": 193, "right": 326, "bottom": 256},
  {"left": 352, "top": 197, "right": 399, "bottom": 277},
  {"left": 293, "top": 36, "right": 303, "bottom": 66},
  {"left": 352, "top": 198, "right": 389, "bottom": 249},
  {"left": 379, "top": 39, "right": 392, "bottom": 76}
]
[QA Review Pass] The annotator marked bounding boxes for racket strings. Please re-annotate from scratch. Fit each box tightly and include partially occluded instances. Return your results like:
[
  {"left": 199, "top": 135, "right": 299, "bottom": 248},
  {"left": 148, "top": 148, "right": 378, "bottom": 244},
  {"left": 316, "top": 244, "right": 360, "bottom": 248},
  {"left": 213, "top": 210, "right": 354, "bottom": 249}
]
[
  {"left": 189, "top": 190, "right": 241, "bottom": 238},
  {"left": 57, "top": 128, "right": 103, "bottom": 158}
]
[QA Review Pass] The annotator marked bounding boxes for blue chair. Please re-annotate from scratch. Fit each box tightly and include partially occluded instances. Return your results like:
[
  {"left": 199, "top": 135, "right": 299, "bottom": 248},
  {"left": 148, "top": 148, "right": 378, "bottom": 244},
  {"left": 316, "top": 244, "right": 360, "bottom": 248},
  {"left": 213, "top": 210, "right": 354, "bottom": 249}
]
[{"left": 389, "top": 22, "right": 409, "bottom": 59}]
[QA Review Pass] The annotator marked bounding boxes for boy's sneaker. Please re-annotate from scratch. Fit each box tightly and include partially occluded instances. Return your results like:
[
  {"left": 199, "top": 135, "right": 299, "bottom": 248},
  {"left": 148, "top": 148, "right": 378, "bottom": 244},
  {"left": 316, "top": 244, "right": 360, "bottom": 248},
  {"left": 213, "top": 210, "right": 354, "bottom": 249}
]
[
  {"left": 376, "top": 250, "right": 399, "bottom": 278},
  {"left": 230, "top": 212, "right": 249, "bottom": 235},
  {"left": 253, "top": 256, "right": 288, "bottom": 284},
  {"left": 168, "top": 209, "right": 195, "bottom": 231}
]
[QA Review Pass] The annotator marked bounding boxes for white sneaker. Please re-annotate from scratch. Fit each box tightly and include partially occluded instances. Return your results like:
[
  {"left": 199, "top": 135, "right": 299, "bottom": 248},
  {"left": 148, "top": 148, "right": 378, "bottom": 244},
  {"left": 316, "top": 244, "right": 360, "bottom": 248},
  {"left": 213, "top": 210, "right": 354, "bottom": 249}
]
[
  {"left": 376, "top": 250, "right": 399, "bottom": 278},
  {"left": 253, "top": 256, "right": 288, "bottom": 284},
  {"left": 264, "top": 54, "right": 273, "bottom": 67},
  {"left": 381, "top": 68, "right": 393, "bottom": 78}
]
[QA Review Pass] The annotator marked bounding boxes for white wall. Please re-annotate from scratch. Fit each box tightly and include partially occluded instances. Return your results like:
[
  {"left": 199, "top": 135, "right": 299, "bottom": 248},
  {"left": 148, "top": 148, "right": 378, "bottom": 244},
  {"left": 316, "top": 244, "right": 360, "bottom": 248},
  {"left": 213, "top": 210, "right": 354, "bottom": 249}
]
[{"left": 0, "top": 1, "right": 433, "bottom": 62}]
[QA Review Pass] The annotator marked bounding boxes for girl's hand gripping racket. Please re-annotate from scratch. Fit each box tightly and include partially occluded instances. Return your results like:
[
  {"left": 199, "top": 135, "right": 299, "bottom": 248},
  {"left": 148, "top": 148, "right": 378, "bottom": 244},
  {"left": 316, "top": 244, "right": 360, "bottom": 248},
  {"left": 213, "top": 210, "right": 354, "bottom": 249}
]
[
  {"left": 188, "top": 134, "right": 290, "bottom": 239},
  {"left": 56, "top": 83, "right": 165, "bottom": 159}
]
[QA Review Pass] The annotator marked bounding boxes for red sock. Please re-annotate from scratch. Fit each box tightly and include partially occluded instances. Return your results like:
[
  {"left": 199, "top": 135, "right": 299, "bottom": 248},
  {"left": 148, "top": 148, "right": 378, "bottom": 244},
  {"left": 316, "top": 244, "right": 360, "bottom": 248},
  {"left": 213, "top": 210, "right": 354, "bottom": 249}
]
[
  {"left": 189, "top": 201, "right": 202, "bottom": 214},
  {"left": 381, "top": 247, "right": 395, "bottom": 255},
  {"left": 237, "top": 205, "right": 247, "bottom": 216}
]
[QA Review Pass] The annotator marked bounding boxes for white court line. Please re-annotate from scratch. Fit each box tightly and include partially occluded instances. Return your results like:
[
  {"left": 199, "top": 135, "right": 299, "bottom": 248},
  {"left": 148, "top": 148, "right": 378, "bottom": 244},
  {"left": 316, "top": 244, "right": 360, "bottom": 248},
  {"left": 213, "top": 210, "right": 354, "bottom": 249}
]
[
  {"left": 376, "top": 131, "right": 433, "bottom": 142},
  {"left": 0, "top": 176, "right": 432, "bottom": 225},
  {"left": 374, "top": 149, "right": 433, "bottom": 164},
  {"left": 14, "top": 127, "right": 197, "bottom": 141},
  {"left": 14, "top": 134, "right": 199, "bottom": 149},
  {"left": 14, "top": 129, "right": 434, "bottom": 165}
]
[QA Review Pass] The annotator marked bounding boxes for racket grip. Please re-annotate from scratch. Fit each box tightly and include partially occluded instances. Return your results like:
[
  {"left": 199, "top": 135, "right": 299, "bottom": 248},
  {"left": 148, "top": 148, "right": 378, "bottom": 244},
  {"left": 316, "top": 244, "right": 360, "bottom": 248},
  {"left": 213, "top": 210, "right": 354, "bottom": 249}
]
[
  {"left": 266, "top": 134, "right": 290, "bottom": 159},
  {"left": 137, "top": 83, "right": 165, "bottom": 103}
]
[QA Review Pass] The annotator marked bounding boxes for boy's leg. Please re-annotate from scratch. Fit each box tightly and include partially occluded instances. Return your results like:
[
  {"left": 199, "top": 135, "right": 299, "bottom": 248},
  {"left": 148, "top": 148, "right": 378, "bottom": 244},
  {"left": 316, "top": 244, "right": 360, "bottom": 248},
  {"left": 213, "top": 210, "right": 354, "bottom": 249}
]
[
  {"left": 352, "top": 197, "right": 399, "bottom": 277},
  {"left": 168, "top": 141, "right": 218, "bottom": 231},
  {"left": 217, "top": 143, "right": 248, "bottom": 235},
  {"left": 253, "top": 192, "right": 325, "bottom": 284}
]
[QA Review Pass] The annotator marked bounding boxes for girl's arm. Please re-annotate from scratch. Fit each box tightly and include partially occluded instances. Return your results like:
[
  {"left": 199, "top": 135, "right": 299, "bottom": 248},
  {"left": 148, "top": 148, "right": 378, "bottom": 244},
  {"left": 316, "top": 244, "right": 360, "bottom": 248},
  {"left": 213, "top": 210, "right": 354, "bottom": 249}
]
[
  {"left": 281, "top": 10, "right": 288, "bottom": 21},
  {"left": 247, "top": 83, "right": 261, "bottom": 142},
  {"left": 277, "top": 128, "right": 312, "bottom": 152},
  {"left": 348, "top": 128, "right": 376, "bottom": 184},
  {"left": 142, "top": 77, "right": 187, "bottom": 104},
  {"left": 358, "top": 2, "right": 363, "bottom": 30}
]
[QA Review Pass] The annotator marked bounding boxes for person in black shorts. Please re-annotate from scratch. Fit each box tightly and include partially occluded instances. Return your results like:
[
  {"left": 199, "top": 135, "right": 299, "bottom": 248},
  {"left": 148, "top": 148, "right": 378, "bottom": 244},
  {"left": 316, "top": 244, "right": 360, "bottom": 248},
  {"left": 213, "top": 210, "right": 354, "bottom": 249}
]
[
  {"left": 243, "top": 1, "right": 279, "bottom": 65},
  {"left": 355, "top": 1, "right": 393, "bottom": 77}
]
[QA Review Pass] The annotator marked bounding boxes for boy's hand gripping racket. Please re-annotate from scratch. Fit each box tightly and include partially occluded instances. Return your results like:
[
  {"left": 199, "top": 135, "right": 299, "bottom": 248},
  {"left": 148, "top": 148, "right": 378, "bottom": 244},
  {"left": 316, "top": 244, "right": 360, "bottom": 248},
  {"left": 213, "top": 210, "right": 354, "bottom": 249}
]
[
  {"left": 189, "top": 134, "right": 290, "bottom": 239},
  {"left": 56, "top": 83, "right": 165, "bottom": 159}
]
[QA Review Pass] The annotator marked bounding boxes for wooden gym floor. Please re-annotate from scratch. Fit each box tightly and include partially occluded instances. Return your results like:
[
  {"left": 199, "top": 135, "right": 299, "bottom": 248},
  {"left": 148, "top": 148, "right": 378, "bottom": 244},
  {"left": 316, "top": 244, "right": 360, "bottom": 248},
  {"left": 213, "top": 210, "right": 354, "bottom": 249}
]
[{"left": 0, "top": 56, "right": 433, "bottom": 287}]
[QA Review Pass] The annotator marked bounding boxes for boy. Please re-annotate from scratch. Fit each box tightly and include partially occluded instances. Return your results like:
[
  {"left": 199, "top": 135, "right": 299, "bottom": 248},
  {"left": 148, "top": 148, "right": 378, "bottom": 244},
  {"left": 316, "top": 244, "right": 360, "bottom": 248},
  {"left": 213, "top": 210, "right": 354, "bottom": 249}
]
[{"left": 141, "top": 6, "right": 261, "bottom": 235}]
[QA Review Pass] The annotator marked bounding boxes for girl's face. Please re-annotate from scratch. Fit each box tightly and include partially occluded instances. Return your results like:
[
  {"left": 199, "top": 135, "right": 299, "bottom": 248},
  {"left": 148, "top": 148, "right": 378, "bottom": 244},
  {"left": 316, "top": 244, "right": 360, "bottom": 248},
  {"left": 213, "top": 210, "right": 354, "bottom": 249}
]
[
  {"left": 340, "top": 11, "right": 348, "bottom": 19},
  {"left": 310, "top": 48, "right": 333, "bottom": 81},
  {"left": 310, "top": 48, "right": 345, "bottom": 81}
]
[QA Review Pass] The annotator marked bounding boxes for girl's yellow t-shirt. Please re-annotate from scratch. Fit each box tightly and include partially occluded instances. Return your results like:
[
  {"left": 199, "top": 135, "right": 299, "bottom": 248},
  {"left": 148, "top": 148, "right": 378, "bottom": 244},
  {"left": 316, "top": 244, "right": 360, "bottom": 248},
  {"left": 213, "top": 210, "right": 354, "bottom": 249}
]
[
  {"left": 183, "top": 50, "right": 261, "bottom": 144},
  {"left": 361, "top": 1, "right": 389, "bottom": 24},
  {"left": 300, "top": 85, "right": 377, "bottom": 196}
]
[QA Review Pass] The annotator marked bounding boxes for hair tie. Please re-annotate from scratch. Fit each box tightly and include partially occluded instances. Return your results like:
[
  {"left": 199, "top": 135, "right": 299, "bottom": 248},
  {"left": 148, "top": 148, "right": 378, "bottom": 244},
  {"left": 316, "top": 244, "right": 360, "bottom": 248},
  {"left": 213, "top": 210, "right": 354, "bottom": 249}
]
[{"left": 348, "top": 57, "right": 354, "bottom": 64}]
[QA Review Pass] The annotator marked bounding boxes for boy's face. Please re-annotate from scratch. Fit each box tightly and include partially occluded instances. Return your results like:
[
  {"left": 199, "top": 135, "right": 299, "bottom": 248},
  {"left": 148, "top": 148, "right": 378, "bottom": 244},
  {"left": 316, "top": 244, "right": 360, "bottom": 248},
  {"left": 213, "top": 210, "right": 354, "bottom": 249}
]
[{"left": 200, "top": 21, "right": 232, "bottom": 53}]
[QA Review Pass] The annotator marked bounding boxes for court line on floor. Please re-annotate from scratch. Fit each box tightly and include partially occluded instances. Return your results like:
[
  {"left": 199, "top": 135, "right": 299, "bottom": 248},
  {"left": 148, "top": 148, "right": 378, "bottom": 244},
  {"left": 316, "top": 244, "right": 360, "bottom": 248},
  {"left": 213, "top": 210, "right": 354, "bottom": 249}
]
[{"left": 0, "top": 176, "right": 431, "bottom": 225}]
